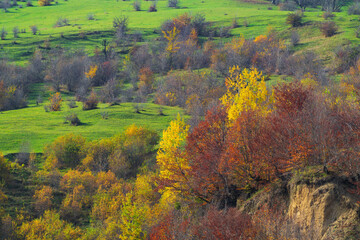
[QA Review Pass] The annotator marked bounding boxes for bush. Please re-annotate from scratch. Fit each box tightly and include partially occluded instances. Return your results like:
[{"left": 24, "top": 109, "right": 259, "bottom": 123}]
[
  {"left": 320, "top": 21, "right": 338, "bottom": 37},
  {"left": 12, "top": 26, "right": 19, "bottom": 38},
  {"left": 87, "top": 13, "right": 95, "bottom": 20},
  {"left": 0, "top": 27, "right": 7, "bottom": 40},
  {"left": 38, "top": 0, "right": 50, "bottom": 6},
  {"left": 113, "top": 15, "right": 128, "bottom": 36},
  {"left": 65, "top": 113, "right": 81, "bottom": 126},
  {"left": 30, "top": 25, "right": 38, "bottom": 35},
  {"left": 26, "top": 0, "right": 32, "bottom": 6},
  {"left": 67, "top": 100, "right": 77, "bottom": 108},
  {"left": 133, "top": 0, "right": 140, "bottom": 11},
  {"left": 43, "top": 133, "right": 86, "bottom": 168},
  {"left": 55, "top": 17, "right": 69, "bottom": 27},
  {"left": 290, "top": 30, "right": 300, "bottom": 46},
  {"left": 82, "top": 90, "right": 98, "bottom": 110},
  {"left": 48, "top": 92, "right": 62, "bottom": 111},
  {"left": 348, "top": 2, "right": 360, "bottom": 15},
  {"left": 168, "top": 0, "right": 178, "bottom": 8},
  {"left": 148, "top": 1, "right": 157, "bottom": 12},
  {"left": 286, "top": 12, "right": 302, "bottom": 27}
]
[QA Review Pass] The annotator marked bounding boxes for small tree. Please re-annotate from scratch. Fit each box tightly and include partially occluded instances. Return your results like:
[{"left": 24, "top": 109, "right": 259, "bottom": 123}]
[
  {"left": 0, "top": 27, "right": 7, "bottom": 40},
  {"left": 286, "top": 12, "right": 302, "bottom": 27},
  {"left": 320, "top": 21, "right": 338, "bottom": 37},
  {"left": 33, "top": 186, "right": 53, "bottom": 216},
  {"left": 48, "top": 92, "right": 62, "bottom": 111},
  {"left": 148, "top": 1, "right": 157, "bottom": 12},
  {"left": 82, "top": 90, "right": 98, "bottom": 110},
  {"left": 133, "top": 0, "right": 141, "bottom": 11},
  {"left": 12, "top": 26, "right": 19, "bottom": 38},
  {"left": 38, "top": 0, "right": 50, "bottom": 6},
  {"left": 30, "top": 25, "right": 38, "bottom": 35}
]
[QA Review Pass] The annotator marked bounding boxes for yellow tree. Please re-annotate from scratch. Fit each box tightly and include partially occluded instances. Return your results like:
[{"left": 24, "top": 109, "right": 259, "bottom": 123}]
[
  {"left": 157, "top": 114, "right": 190, "bottom": 194},
  {"left": 162, "top": 27, "right": 180, "bottom": 54},
  {"left": 221, "top": 66, "right": 271, "bottom": 122}
]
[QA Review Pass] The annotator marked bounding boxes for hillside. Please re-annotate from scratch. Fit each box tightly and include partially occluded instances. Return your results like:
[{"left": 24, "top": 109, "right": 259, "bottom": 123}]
[{"left": 1, "top": 0, "right": 360, "bottom": 239}]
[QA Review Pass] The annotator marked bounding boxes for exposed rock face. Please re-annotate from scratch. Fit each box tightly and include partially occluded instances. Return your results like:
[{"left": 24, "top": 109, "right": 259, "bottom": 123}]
[
  {"left": 288, "top": 182, "right": 358, "bottom": 239},
  {"left": 239, "top": 171, "right": 360, "bottom": 239}
]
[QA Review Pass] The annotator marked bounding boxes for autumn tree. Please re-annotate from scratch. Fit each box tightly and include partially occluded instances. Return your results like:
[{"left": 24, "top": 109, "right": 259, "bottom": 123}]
[
  {"left": 33, "top": 185, "right": 54, "bottom": 216},
  {"left": 186, "top": 107, "right": 237, "bottom": 206},
  {"left": 18, "top": 210, "right": 82, "bottom": 240},
  {"left": 38, "top": 0, "right": 50, "bottom": 6},
  {"left": 0, "top": 80, "right": 16, "bottom": 111},
  {"left": 221, "top": 66, "right": 271, "bottom": 122},
  {"left": 48, "top": 92, "right": 62, "bottom": 111},
  {"left": 43, "top": 133, "right": 86, "bottom": 169},
  {"left": 157, "top": 115, "right": 190, "bottom": 195}
]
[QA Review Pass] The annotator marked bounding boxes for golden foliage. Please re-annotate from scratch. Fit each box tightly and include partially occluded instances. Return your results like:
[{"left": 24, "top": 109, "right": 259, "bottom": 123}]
[
  {"left": 221, "top": 66, "right": 271, "bottom": 122},
  {"left": 163, "top": 27, "right": 180, "bottom": 54}
]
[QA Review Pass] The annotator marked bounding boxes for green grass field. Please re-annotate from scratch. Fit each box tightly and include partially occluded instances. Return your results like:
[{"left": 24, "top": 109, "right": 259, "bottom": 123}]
[
  {"left": 1, "top": 0, "right": 360, "bottom": 154},
  {"left": 1, "top": 0, "right": 359, "bottom": 64},
  {"left": 0, "top": 97, "right": 183, "bottom": 155}
]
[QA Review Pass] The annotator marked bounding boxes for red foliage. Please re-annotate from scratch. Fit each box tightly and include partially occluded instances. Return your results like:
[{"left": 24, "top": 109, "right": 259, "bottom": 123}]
[
  {"left": 194, "top": 207, "right": 259, "bottom": 240},
  {"left": 148, "top": 212, "right": 191, "bottom": 240},
  {"left": 186, "top": 107, "right": 231, "bottom": 204}
]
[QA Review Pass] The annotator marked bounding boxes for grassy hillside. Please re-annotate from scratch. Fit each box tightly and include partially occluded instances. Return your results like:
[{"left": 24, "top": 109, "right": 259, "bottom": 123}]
[
  {"left": 0, "top": 97, "right": 183, "bottom": 155},
  {"left": 1, "top": 0, "right": 359, "bottom": 64},
  {"left": 1, "top": 0, "right": 360, "bottom": 154}
]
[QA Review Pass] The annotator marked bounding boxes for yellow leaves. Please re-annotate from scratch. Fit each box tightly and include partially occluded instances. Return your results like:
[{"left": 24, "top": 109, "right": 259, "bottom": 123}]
[
  {"left": 225, "top": 36, "right": 245, "bottom": 53},
  {"left": 157, "top": 114, "right": 190, "bottom": 191},
  {"left": 162, "top": 27, "right": 180, "bottom": 54},
  {"left": 165, "top": 92, "right": 177, "bottom": 106},
  {"left": 119, "top": 192, "right": 148, "bottom": 240},
  {"left": 49, "top": 92, "right": 62, "bottom": 111},
  {"left": 254, "top": 35, "right": 268, "bottom": 43},
  {"left": 38, "top": 0, "right": 51, "bottom": 6},
  {"left": 85, "top": 65, "right": 98, "bottom": 79},
  {"left": 221, "top": 66, "right": 271, "bottom": 122}
]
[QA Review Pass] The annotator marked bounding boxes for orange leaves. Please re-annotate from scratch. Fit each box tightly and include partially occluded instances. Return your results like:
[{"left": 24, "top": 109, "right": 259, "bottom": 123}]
[{"left": 48, "top": 92, "right": 62, "bottom": 111}]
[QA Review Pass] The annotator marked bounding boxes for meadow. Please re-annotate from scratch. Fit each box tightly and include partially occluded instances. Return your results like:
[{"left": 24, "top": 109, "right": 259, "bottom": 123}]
[
  {"left": 1, "top": 0, "right": 360, "bottom": 154},
  {"left": 0, "top": 0, "right": 359, "bottom": 64}
]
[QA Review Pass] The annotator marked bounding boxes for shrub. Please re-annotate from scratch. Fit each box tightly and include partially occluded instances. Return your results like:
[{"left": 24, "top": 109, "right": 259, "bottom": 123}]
[
  {"left": 148, "top": 1, "right": 157, "bottom": 12},
  {"left": 87, "top": 13, "right": 95, "bottom": 20},
  {"left": 43, "top": 133, "right": 86, "bottom": 168},
  {"left": 286, "top": 12, "right": 302, "bottom": 27},
  {"left": 48, "top": 92, "right": 62, "bottom": 111},
  {"left": 320, "top": 21, "right": 338, "bottom": 37},
  {"left": 290, "top": 30, "right": 300, "bottom": 46},
  {"left": 12, "top": 26, "right": 19, "bottom": 38},
  {"left": 33, "top": 186, "right": 53, "bottom": 216},
  {"left": 348, "top": 2, "right": 360, "bottom": 15},
  {"left": 30, "top": 25, "right": 38, "bottom": 35},
  {"left": 67, "top": 100, "right": 77, "bottom": 108},
  {"left": 55, "top": 17, "right": 69, "bottom": 27},
  {"left": 113, "top": 15, "right": 128, "bottom": 35},
  {"left": 322, "top": 11, "right": 335, "bottom": 19},
  {"left": 38, "top": 0, "right": 50, "bottom": 6},
  {"left": 168, "top": 0, "right": 178, "bottom": 8},
  {"left": 82, "top": 90, "right": 98, "bottom": 110},
  {"left": 0, "top": 27, "right": 7, "bottom": 40},
  {"left": 133, "top": 0, "right": 141, "bottom": 11},
  {"left": 26, "top": 0, "right": 32, "bottom": 6},
  {"left": 65, "top": 113, "right": 81, "bottom": 126}
]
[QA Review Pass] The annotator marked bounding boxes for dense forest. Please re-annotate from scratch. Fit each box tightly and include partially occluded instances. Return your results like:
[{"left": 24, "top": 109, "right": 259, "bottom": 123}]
[{"left": 0, "top": 0, "right": 360, "bottom": 239}]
